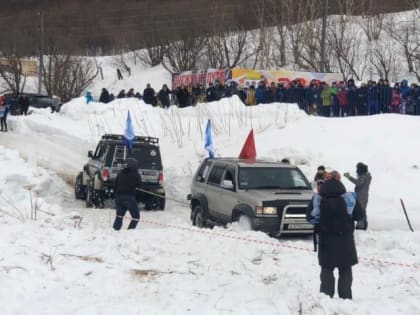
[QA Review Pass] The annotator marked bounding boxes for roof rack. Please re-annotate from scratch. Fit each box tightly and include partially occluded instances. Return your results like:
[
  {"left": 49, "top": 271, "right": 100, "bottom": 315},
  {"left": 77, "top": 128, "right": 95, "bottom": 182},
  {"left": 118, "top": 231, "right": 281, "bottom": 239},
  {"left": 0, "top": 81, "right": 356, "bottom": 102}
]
[{"left": 101, "top": 134, "right": 159, "bottom": 145}]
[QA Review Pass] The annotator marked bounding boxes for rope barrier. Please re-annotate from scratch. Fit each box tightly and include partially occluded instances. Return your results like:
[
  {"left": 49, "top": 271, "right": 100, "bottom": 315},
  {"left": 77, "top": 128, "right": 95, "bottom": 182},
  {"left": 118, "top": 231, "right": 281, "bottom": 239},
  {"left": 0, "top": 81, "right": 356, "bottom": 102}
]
[
  {"left": 136, "top": 218, "right": 420, "bottom": 271},
  {"left": 135, "top": 187, "right": 190, "bottom": 206},
  {"left": 116, "top": 189, "right": 420, "bottom": 270}
]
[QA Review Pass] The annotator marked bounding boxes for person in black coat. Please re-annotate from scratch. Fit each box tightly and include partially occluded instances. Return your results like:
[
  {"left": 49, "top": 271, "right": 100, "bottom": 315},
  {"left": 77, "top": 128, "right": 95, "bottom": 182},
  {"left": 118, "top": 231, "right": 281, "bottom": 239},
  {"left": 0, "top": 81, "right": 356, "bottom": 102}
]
[
  {"left": 143, "top": 83, "right": 157, "bottom": 106},
  {"left": 158, "top": 84, "right": 171, "bottom": 108},
  {"left": 113, "top": 158, "right": 142, "bottom": 230},
  {"left": 206, "top": 83, "right": 217, "bottom": 102},
  {"left": 117, "top": 89, "right": 126, "bottom": 99},
  {"left": 99, "top": 88, "right": 110, "bottom": 103},
  {"left": 307, "top": 171, "right": 364, "bottom": 299}
]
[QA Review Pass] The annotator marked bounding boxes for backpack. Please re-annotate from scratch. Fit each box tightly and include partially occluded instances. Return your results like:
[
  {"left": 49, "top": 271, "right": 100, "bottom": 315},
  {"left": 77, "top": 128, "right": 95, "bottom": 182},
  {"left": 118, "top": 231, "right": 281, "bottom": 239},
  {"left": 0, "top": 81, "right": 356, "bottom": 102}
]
[{"left": 319, "top": 196, "right": 352, "bottom": 235}]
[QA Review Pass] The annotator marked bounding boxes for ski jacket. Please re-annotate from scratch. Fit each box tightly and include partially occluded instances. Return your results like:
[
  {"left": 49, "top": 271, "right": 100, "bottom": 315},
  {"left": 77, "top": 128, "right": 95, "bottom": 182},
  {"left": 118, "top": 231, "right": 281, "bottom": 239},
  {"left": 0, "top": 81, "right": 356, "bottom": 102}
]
[
  {"left": 115, "top": 159, "right": 142, "bottom": 196},
  {"left": 306, "top": 179, "right": 364, "bottom": 268}
]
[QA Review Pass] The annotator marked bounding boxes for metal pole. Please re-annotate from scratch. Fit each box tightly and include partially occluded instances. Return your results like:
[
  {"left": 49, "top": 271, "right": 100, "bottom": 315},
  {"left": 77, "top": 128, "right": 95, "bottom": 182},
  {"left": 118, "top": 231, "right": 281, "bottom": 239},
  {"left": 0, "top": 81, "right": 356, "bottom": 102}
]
[
  {"left": 320, "top": 0, "right": 329, "bottom": 73},
  {"left": 38, "top": 12, "right": 44, "bottom": 94}
]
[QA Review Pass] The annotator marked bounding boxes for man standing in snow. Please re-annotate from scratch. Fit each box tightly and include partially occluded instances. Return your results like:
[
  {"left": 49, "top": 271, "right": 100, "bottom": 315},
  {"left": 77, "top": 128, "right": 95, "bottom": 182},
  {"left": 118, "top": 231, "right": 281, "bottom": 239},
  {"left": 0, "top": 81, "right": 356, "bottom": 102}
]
[
  {"left": 113, "top": 158, "right": 142, "bottom": 231},
  {"left": 344, "top": 162, "right": 371, "bottom": 230},
  {"left": 307, "top": 171, "right": 364, "bottom": 299}
]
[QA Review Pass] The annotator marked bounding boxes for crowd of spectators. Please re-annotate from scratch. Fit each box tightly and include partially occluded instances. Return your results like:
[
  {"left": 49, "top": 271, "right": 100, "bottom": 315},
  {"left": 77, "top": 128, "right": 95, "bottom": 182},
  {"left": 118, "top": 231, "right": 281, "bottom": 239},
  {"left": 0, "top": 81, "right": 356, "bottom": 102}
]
[{"left": 96, "top": 78, "right": 420, "bottom": 116}]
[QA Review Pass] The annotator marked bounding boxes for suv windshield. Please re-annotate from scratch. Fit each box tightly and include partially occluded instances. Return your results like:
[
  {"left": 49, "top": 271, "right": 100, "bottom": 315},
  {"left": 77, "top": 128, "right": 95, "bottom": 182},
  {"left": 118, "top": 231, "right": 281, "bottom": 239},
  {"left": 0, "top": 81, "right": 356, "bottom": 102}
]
[
  {"left": 126, "top": 145, "right": 162, "bottom": 169},
  {"left": 238, "top": 167, "right": 310, "bottom": 190}
]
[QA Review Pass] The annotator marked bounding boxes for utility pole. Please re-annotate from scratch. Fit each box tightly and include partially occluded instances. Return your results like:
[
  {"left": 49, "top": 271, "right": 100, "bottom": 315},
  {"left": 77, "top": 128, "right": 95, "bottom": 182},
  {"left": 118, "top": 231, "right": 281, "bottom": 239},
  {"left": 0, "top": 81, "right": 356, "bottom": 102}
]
[
  {"left": 38, "top": 12, "right": 44, "bottom": 94},
  {"left": 320, "top": 0, "right": 329, "bottom": 73}
]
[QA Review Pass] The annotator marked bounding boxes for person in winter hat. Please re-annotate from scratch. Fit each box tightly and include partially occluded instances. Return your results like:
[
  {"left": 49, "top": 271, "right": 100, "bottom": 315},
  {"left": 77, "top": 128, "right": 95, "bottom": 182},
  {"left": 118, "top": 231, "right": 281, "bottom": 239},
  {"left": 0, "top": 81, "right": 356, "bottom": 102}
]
[
  {"left": 314, "top": 165, "right": 326, "bottom": 183},
  {"left": 113, "top": 158, "right": 142, "bottom": 230},
  {"left": 344, "top": 162, "right": 371, "bottom": 230},
  {"left": 307, "top": 171, "right": 364, "bottom": 299}
]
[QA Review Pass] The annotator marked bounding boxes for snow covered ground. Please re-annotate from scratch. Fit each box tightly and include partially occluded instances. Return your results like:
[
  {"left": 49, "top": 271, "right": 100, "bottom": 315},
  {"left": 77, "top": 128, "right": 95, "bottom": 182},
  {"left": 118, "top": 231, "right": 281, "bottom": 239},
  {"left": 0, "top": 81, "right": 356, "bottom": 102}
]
[{"left": 1, "top": 94, "right": 420, "bottom": 314}]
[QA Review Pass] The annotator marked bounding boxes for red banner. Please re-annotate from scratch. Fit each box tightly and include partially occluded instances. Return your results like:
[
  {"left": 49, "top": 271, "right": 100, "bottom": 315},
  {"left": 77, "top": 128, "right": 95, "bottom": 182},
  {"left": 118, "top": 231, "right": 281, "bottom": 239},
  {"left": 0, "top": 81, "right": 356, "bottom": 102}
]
[{"left": 172, "top": 69, "right": 229, "bottom": 90}]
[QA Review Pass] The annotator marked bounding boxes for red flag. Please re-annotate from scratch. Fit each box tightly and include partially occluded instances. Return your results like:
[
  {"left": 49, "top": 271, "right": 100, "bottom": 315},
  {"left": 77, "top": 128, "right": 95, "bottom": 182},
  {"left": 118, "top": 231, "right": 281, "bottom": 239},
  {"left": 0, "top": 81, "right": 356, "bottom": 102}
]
[{"left": 239, "top": 129, "right": 256, "bottom": 160}]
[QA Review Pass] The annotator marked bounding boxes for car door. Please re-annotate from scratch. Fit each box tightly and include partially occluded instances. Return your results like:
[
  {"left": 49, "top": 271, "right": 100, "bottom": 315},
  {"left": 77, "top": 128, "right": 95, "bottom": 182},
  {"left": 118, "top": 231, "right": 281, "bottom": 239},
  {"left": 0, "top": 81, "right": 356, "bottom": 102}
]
[
  {"left": 217, "top": 166, "right": 239, "bottom": 222},
  {"left": 88, "top": 143, "right": 107, "bottom": 177},
  {"left": 205, "top": 164, "right": 226, "bottom": 220},
  {"left": 192, "top": 160, "right": 213, "bottom": 196}
]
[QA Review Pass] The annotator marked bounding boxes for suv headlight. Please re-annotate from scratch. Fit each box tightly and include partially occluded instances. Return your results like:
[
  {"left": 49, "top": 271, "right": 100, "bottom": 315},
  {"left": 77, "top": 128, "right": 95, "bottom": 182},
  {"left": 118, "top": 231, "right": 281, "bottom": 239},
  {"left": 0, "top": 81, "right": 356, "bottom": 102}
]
[{"left": 255, "top": 206, "right": 277, "bottom": 215}]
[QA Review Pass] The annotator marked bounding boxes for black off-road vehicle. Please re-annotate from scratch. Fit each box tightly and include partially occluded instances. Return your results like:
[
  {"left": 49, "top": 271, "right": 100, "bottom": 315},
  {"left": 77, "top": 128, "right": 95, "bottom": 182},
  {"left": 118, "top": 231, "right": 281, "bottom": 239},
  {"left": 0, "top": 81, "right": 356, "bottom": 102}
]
[{"left": 75, "top": 134, "right": 165, "bottom": 210}]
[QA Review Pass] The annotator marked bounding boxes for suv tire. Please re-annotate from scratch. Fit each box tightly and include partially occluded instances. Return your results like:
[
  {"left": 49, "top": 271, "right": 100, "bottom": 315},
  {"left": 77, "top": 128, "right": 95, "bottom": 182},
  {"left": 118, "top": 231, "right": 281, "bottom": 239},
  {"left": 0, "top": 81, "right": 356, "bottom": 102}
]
[
  {"left": 193, "top": 204, "right": 206, "bottom": 228},
  {"left": 75, "top": 172, "right": 86, "bottom": 200},
  {"left": 85, "top": 182, "right": 93, "bottom": 208},
  {"left": 158, "top": 197, "right": 165, "bottom": 211}
]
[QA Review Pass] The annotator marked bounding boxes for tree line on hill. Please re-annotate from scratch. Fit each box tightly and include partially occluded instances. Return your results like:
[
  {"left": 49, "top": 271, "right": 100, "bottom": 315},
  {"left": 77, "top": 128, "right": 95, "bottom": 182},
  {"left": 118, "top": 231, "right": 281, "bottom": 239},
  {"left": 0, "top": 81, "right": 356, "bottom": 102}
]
[{"left": 0, "top": 0, "right": 418, "bottom": 103}]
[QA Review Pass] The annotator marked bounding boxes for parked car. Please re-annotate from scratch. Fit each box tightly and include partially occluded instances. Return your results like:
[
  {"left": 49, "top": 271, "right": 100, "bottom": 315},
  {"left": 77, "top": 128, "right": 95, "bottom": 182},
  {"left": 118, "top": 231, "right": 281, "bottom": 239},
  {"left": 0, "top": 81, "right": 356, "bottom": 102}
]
[
  {"left": 187, "top": 158, "right": 314, "bottom": 236},
  {"left": 75, "top": 134, "right": 166, "bottom": 210},
  {"left": 6, "top": 93, "right": 62, "bottom": 115},
  {"left": 27, "top": 94, "right": 62, "bottom": 112}
]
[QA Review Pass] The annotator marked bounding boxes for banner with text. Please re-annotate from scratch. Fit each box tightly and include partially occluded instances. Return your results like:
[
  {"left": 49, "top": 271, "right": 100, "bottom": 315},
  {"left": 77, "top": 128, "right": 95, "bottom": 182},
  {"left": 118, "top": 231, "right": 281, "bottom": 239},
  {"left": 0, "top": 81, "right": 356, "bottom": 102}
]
[
  {"left": 172, "top": 69, "right": 230, "bottom": 89},
  {"left": 231, "top": 68, "right": 342, "bottom": 87}
]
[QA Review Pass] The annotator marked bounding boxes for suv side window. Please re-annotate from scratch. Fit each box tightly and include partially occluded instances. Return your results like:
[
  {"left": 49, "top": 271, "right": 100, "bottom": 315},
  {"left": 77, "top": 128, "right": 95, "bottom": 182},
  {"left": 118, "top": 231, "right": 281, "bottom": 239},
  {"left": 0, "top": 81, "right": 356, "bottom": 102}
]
[
  {"left": 207, "top": 165, "right": 225, "bottom": 186},
  {"left": 93, "top": 143, "right": 107, "bottom": 160},
  {"left": 196, "top": 160, "right": 213, "bottom": 183},
  {"left": 221, "top": 167, "right": 236, "bottom": 190}
]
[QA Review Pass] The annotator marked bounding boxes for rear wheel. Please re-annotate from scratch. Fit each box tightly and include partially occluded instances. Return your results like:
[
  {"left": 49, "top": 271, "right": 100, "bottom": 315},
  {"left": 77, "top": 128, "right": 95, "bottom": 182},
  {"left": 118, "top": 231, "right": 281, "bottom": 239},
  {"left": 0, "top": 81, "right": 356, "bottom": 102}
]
[
  {"left": 85, "top": 182, "right": 93, "bottom": 208},
  {"left": 74, "top": 172, "right": 86, "bottom": 200},
  {"left": 158, "top": 197, "right": 165, "bottom": 210}
]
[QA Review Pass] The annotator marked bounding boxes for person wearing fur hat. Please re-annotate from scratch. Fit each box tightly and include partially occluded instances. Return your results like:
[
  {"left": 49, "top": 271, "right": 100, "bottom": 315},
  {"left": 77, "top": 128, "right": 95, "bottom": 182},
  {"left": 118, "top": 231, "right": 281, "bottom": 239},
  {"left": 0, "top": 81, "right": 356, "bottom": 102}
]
[{"left": 344, "top": 163, "right": 371, "bottom": 230}]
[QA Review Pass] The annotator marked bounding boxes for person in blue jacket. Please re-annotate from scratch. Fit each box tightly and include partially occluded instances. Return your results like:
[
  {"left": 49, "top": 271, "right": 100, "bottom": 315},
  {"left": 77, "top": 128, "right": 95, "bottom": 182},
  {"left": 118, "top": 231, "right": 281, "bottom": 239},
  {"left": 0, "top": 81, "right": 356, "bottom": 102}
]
[{"left": 85, "top": 91, "right": 93, "bottom": 104}]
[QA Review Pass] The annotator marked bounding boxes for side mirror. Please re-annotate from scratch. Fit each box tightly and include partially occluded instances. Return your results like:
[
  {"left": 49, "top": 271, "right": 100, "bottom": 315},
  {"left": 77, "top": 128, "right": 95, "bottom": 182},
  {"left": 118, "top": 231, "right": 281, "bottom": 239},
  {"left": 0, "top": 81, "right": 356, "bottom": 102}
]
[
  {"left": 197, "top": 175, "right": 204, "bottom": 183},
  {"left": 88, "top": 150, "right": 93, "bottom": 158},
  {"left": 221, "top": 180, "right": 234, "bottom": 190}
]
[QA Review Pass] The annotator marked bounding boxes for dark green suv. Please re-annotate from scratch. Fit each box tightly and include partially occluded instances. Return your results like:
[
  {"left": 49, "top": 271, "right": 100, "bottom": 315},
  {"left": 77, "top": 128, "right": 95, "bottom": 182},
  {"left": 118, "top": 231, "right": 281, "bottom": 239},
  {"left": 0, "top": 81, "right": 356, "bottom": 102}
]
[{"left": 75, "top": 134, "right": 165, "bottom": 210}]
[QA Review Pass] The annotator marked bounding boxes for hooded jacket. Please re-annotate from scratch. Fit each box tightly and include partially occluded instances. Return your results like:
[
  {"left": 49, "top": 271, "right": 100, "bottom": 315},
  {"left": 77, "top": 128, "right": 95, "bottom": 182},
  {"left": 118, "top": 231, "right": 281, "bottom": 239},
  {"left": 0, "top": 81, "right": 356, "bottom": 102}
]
[
  {"left": 307, "top": 179, "right": 364, "bottom": 268},
  {"left": 347, "top": 164, "right": 372, "bottom": 210},
  {"left": 115, "top": 158, "right": 142, "bottom": 195}
]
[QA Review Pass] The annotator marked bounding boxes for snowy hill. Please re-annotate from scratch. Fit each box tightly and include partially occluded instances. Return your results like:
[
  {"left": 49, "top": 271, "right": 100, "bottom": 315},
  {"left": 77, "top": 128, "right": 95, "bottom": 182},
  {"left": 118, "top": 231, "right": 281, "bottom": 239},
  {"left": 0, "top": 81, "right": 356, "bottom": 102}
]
[{"left": 1, "top": 89, "right": 420, "bottom": 314}]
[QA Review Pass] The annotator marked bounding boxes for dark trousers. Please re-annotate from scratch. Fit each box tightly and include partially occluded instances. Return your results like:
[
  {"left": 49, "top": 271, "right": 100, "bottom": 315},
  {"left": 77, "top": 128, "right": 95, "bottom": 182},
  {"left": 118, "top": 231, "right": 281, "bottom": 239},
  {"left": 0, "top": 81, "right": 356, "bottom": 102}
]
[
  {"left": 320, "top": 267, "right": 353, "bottom": 299},
  {"left": 0, "top": 117, "right": 7, "bottom": 131},
  {"left": 113, "top": 194, "right": 140, "bottom": 230}
]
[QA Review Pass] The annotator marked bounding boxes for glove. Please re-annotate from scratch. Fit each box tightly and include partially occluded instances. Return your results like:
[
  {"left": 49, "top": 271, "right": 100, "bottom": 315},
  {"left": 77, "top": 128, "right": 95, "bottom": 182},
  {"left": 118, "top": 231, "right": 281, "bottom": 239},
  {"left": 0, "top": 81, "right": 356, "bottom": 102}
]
[{"left": 343, "top": 172, "right": 350, "bottom": 178}]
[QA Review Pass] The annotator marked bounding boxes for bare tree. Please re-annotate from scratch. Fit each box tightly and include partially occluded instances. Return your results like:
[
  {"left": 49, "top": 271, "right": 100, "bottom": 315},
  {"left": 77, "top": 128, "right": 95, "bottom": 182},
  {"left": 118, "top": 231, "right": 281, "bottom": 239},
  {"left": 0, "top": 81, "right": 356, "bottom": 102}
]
[
  {"left": 43, "top": 43, "right": 99, "bottom": 102},
  {"left": 0, "top": 48, "right": 27, "bottom": 94},
  {"left": 161, "top": 25, "right": 208, "bottom": 73},
  {"left": 286, "top": 0, "right": 331, "bottom": 72},
  {"left": 384, "top": 10, "right": 420, "bottom": 81},
  {"left": 369, "top": 40, "right": 398, "bottom": 80},
  {"left": 267, "top": 0, "right": 291, "bottom": 67},
  {"left": 201, "top": 5, "right": 259, "bottom": 69},
  {"left": 136, "top": 27, "right": 166, "bottom": 67},
  {"left": 326, "top": 0, "right": 367, "bottom": 80}
]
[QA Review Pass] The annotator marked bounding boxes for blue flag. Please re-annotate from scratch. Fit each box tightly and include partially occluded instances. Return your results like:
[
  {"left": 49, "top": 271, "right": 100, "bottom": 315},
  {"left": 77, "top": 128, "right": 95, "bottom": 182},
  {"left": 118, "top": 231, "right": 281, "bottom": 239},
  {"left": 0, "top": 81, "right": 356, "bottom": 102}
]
[
  {"left": 122, "top": 110, "right": 136, "bottom": 150},
  {"left": 204, "top": 119, "right": 215, "bottom": 159}
]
